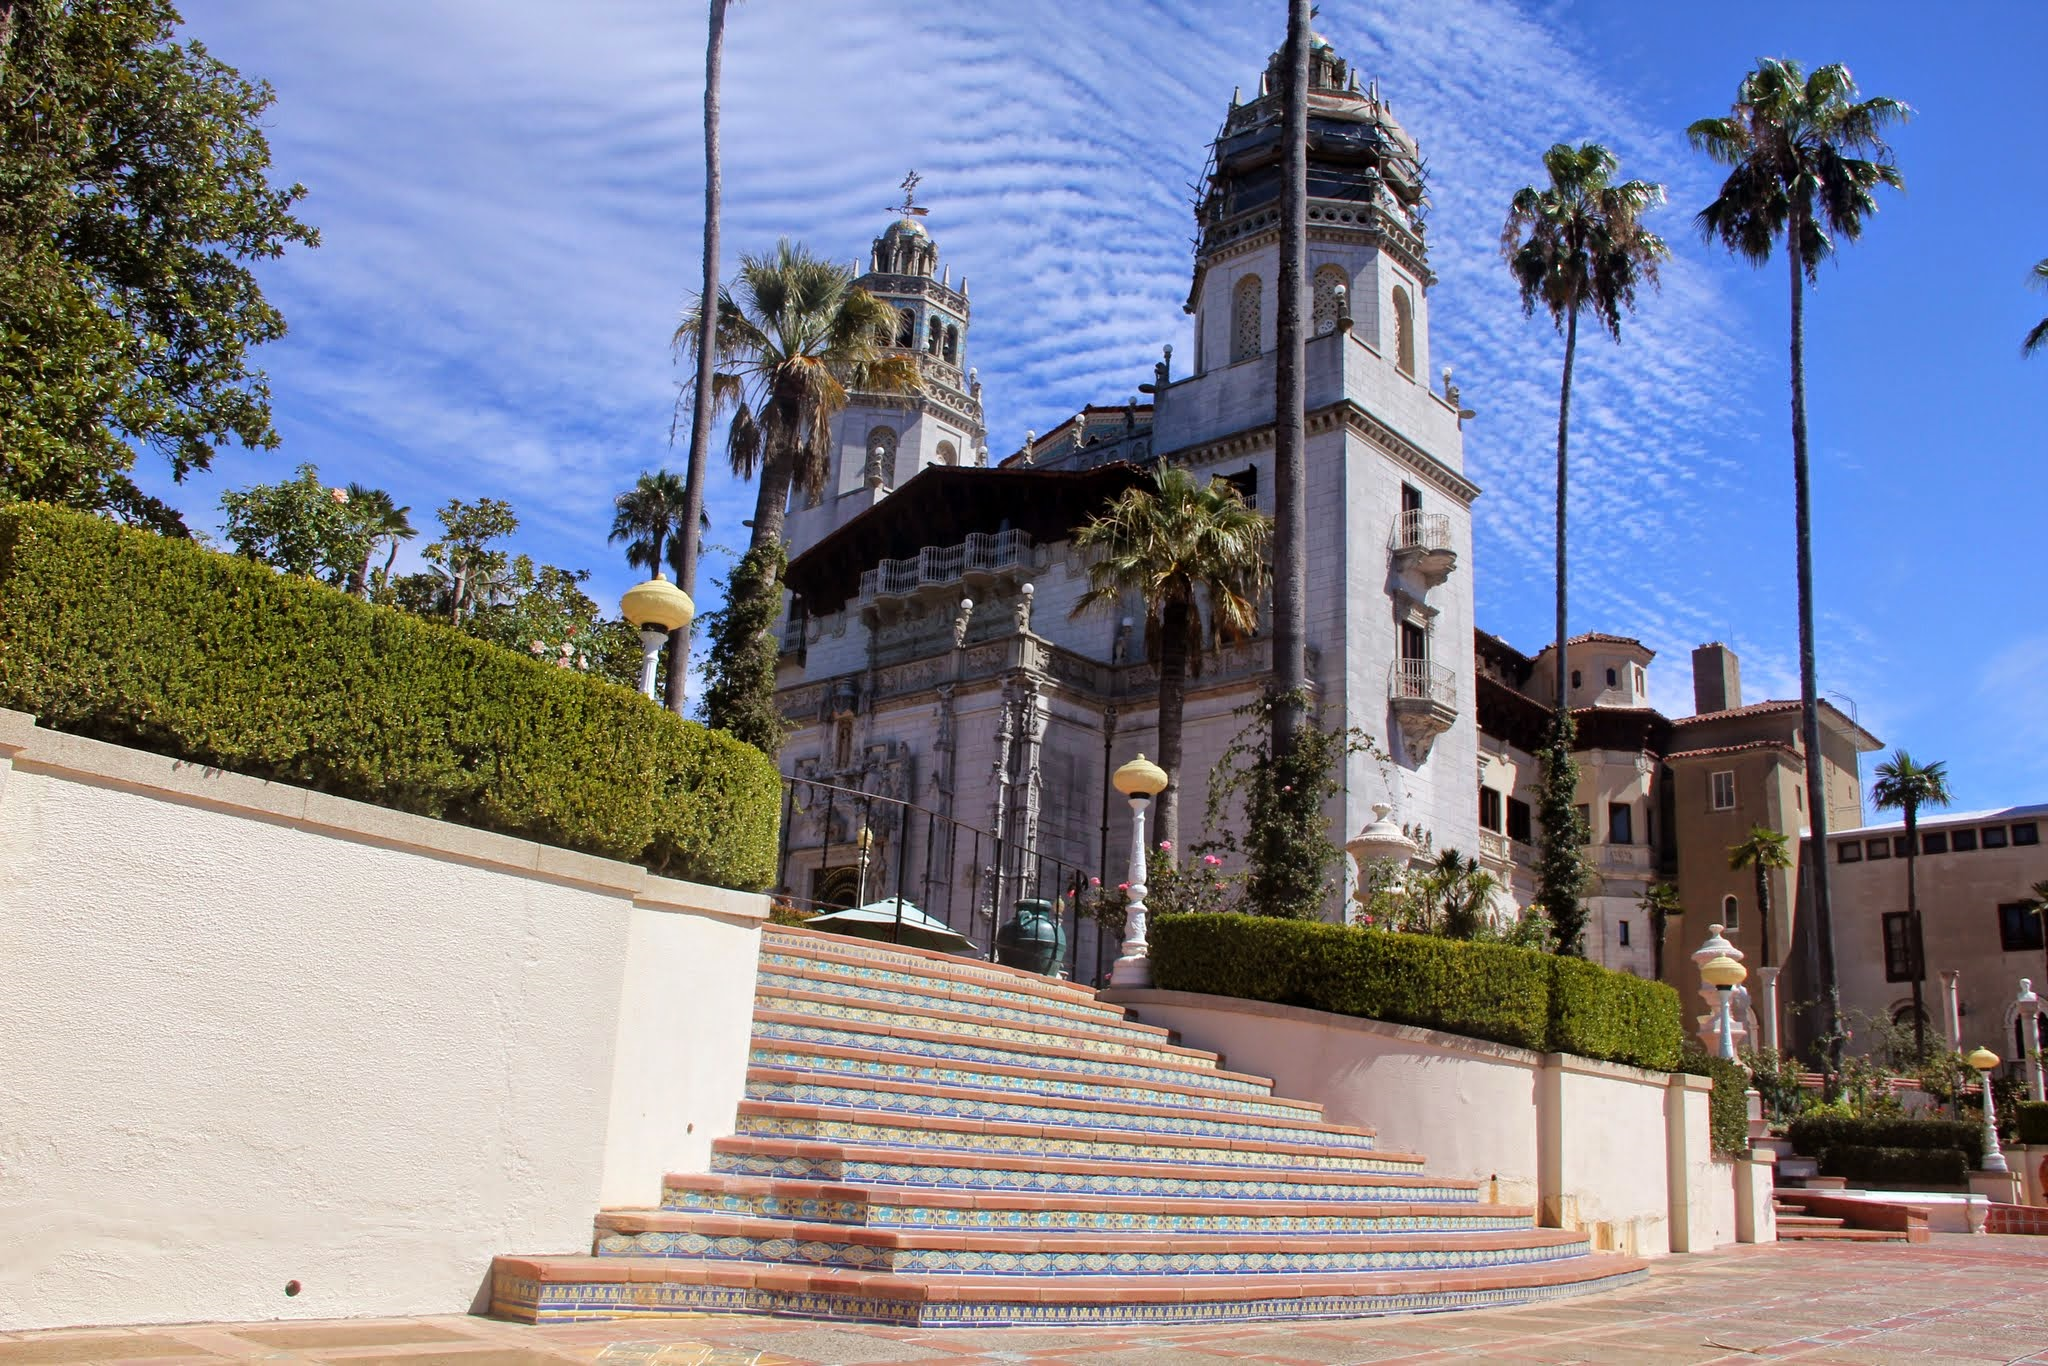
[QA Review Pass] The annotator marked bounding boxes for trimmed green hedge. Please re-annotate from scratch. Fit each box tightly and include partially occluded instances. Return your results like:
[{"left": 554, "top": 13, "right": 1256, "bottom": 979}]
[
  {"left": 1150, "top": 913, "right": 1684, "bottom": 1070},
  {"left": 2018, "top": 1101, "right": 2048, "bottom": 1147},
  {"left": 1787, "top": 1114, "right": 1984, "bottom": 1171},
  {"left": 0, "top": 503, "right": 780, "bottom": 890},
  {"left": 1678, "top": 1049, "right": 1752, "bottom": 1158},
  {"left": 1817, "top": 1144, "right": 1968, "bottom": 1189}
]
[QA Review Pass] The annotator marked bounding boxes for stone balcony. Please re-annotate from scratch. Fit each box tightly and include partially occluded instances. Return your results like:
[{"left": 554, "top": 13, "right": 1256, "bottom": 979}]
[
  {"left": 1389, "top": 658, "right": 1457, "bottom": 763},
  {"left": 1478, "top": 829, "right": 1514, "bottom": 869},
  {"left": 1389, "top": 509, "right": 1456, "bottom": 589},
  {"left": 858, "top": 529, "right": 1035, "bottom": 617}
]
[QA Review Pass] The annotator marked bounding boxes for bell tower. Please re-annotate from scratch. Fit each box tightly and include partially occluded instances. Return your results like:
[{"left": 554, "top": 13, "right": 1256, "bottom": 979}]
[{"left": 785, "top": 172, "right": 990, "bottom": 557}]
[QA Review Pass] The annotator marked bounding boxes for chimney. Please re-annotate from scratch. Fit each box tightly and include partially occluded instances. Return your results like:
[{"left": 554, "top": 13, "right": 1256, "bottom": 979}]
[{"left": 1692, "top": 643, "right": 1741, "bottom": 715}]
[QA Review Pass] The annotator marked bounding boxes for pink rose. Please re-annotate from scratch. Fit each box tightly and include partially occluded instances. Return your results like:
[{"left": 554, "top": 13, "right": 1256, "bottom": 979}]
[
  {"left": 1158, "top": 840, "right": 1173, "bottom": 851},
  {"left": 330, "top": 487, "right": 348, "bottom": 504},
  {"left": 1089, "top": 876, "right": 1101, "bottom": 887}
]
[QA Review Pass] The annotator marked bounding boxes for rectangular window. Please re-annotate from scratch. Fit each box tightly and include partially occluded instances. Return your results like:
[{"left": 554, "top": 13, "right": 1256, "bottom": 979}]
[
  {"left": 1983, "top": 825, "right": 2009, "bottom": 849},
  {"left": 1922, "top": 831, "right": 1949, "bottom": 855},
  {"left": 1608, "top": 802, "right": 1633, "bottom": 846},
  {"left": 1867, "top": 838, "right": 1891, "bottom": 861},
  {"left": 1576, "top": 803, "right": 1592, "bottom": 845},
  {"left": 1882, "top": 912, "right": 1918, "bottom": 982},
  {"left": 1952, "top": 828, "right": 1978, "bottom": 853},
  {"left": 2014, "top": 822, "right": 2040, "bottom": 846},
  {"left": 1998, "top": 903, "right": 2046, "bottom": 953},
  {"left": 1710, "top": 771, "right": 1736, "bottom": 811},
  {"left": 1479, "top": 786, "right": 1504, "bottom": 833},
  {"left": 1893, "top": 835, "right": 1911, "bottom": 858},
  {"left": 1838, "top": 841, "right": 1862, "bottom": 863},
  {"left": 1619, "top": 920, "right": 1631, "bottom": 947},
  {"left": 1506, "top": 797, "right": 1533, "bottom": 844}
]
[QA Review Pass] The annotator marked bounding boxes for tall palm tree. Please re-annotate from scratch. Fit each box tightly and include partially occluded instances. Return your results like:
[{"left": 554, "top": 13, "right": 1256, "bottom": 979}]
[
  {"left": 1071, "top": 467, "right": 1271, "bottom": 855},
  {"left": 1269, "top": 0, "right": 1311, "bottom": 766},
  {"left": 1501, "top": 141, "right": 1667, "bottom": 954},
  {"left": 344, "top": 483, "right": 415, "bottom": 598},
  {"left": 1871, "top": 749, "right": 1951, "bottom": 1057},
  {"left": 1727, "top": 824, "right": 1793, "bottom": 970},
  {"left": 2023, "top": 880, "right": 2048, "bottom": 991},
  {"left": 1690, "top": 61, "right": 1908, "bottom": 1073},
  {"left": 609, "top": 469, "right": 694, "bottom": 714},
  {"left": 2024, "top": 257, "right": 2048, "bottom": 357},
  {"left": 1638, "top": 881, "right": 1683, "bottom": 983}
]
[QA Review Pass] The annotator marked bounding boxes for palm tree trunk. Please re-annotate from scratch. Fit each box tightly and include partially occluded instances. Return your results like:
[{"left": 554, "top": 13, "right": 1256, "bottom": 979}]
[
  {"left": 673, "top": 0, "right": 727, "bottom": 717},
  {"left": 1905, "top": 802, "right": 1926, "bottom": 1057},
  {"left": 751, "top": 454, "right": 793, "bottom": 555},
  {"left": 381, "top": 538, "right": 400, "bottom": 589},
  {"left": 1789, "top": 218, "right": 1844, "bottom": 1084},
  {"left": 1554, "top": 305, "right": 1576, "bottom": 724},
  {"left": 352, "top": 542, "right": 375, "bottom": 598},
  {"left": 1156, "top": 600, "right": 1190, "bottom": 861},
  {"left": 1268, "top": 0, "right": 1311, "bottom": 757},
  {"left": 1756, "top": 861, "right": 1772, "bottom": 969}
]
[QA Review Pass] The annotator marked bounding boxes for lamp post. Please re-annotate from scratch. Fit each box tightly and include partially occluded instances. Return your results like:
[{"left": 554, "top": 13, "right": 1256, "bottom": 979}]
[
  {"left": 1968, "top": 1045, "right": 2008, "bottom": 1172},
  {"left": 619, "top": 575, "right": 695, "bottom": 701},
  {"left": 854, "top": 825, "right": 875, "bottom": 907},
  {"left": 1109, "top": 753, "right": 1168, "bottom": 989},
  {"left": 2018, "top": 979, "right": 2045, "bottom": 1104},
  {"left": 1702, "top": 954, "right": 1749, "bottom": 1062}
]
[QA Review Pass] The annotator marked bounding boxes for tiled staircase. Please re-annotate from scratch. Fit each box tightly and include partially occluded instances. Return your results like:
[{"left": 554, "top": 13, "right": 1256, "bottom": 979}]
[{"left": 490, "top": 926, "right": 1647, "bottom": 1327}]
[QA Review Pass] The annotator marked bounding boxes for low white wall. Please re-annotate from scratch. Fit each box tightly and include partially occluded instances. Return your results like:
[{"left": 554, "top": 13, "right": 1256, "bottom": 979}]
[
  {"left": 0, "top": 710, "right": 765, "bottom": 1331},
  {"left": 1107, "top": 988, "right": 1730, "bottom": 1258}
]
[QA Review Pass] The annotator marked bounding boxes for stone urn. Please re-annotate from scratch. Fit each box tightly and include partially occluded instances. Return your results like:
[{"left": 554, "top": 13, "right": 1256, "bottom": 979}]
[{"left": 994, "top": 898, "right": 1067, "bottom": 977}]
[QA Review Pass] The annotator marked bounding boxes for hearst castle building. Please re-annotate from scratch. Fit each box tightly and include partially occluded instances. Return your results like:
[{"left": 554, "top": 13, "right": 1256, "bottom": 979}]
[{"left": 765, "top": 36, "right": 1882, "bottom": 1004}]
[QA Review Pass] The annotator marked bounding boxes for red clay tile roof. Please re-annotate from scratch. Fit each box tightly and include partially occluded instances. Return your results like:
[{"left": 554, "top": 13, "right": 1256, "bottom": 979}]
[
  {"left": 1664, "top": 739, "right": 1800, "bottom": 762},
  {"left": 1669, "top": 700, "right": 1803, "bottom": 725}
]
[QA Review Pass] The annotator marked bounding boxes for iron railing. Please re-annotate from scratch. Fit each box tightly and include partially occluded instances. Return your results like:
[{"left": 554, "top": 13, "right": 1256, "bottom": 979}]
[
  {"left": 1390, "top": 509, "right": 1452, "bottom": 553},
  {"left": 774, "top": 774, "right": 1111, "bottom": 983},
  {"left": 1390, "top": 658, "right": 1456, "bottom": 706}
]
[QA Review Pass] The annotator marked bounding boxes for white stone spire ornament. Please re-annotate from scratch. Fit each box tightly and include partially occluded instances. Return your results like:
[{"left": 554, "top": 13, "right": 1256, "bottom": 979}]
[{"left": 1347, "top": 803, "right": 1418, "bottom": 923}]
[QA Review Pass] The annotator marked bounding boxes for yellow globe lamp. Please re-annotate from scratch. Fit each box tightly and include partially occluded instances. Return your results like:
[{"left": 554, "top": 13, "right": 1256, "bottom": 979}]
[
  {"left": 1967, "top": 1045, "right": 2000, "bottom": 1073},
  {"left": 1967, "top": 1044, "right": 2011, "bottom": 1172},
  {"left": 1701, "top": 954, "right": 1747, "bottom": 1061},
  {"left": 1700, "top": 954, "right": 1748, "bottom": 989},
  {"left": 1112, "top": 753, "right": 1169, "bottom": 799},
  {"left": 620, "top": 575, "right": 695, "bottom": 700}
]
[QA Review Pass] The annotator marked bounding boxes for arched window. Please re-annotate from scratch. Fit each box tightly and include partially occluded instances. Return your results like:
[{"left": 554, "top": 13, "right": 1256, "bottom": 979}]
[
  {"left": 1312, "top": 264, "right": 1349, "bottom": 337},
  {"left": 928, "top": 317, "right": 943, "bottom": 354},
  {"left": 895, "top": 308, "right": 915, "bottom": 349},
  {"left": 1721, "top": 894, "right": 1740, "bottom": 930},
  {"left": 1392, "top": 286, "right": 1415, "bottom": 377},
  {"left": 863, "top": 425, "right": 898, "bottom": 488},
  {"left": 936, "top": 440, "right": 959, "bottom": 467},
  {"left": 943, "top": 325, "right": 959, "bottom": 364},
  {"left": 1231, "top": 274, "right": 1263, "bottom": 363}
]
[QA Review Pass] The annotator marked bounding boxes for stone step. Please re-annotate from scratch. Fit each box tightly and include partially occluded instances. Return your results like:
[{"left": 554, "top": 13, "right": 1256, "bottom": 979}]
[
  {"left": 732, "top": 1101, "right": 1409, "bottom": 1175},
  {"left": 753, "top": 986, "right": 1204, "bottom": 1062},
  {"left": 709, "top": 1136, "right": 1469, "bottom": 1205},
  {"left": 751, "top": 1010, "right": 1237, "bottom": 1088},
  {"left": 1772, "top": 1226, "right": 1910, "bottom": 1242},
  {"left": 763, "top": 926, "right": 1105, "bottom": 1009},
  {"left": 662, "top": 1173, "right": 1535, "bottom": 1236},
  {"left": 741, "top": 1068, "right": 1369, "bottom": 1151},
  {"left": 748, "top": 1039, "right": 1301, "bottom": 1118},
  {"left": 755, "top": 952, "right": 1132, "bottom": 1032},
  {"left": 591, "top": 1210, "right": 1592, "bottom": 1278},
  {"left": 1773, "top": 1212, "right": 1847, "bottom": 1229},
  {"left": 490, "top": 1253, "right": 1651, "bottom": 1326}
]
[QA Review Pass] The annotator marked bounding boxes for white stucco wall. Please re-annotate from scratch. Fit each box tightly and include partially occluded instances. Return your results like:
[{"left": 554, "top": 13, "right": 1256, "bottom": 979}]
[{"left": 0, "top": 710, "right": 765, "bottom": 1331}]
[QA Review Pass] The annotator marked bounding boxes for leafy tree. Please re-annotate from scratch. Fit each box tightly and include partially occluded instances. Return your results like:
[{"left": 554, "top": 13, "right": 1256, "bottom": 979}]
[
  {"left": 462, "top": 556, "right": 642, "bottom": 691},
  {"left": 1871, "top": 749, "right": 1951, "bottom": 1057},
  {"left": 1534, "top": 721, "right": 1590, "bottom": 953},
  {"left": 218, "top": 464, "right": 366, "bottom": 581},
  {"left": 2024, "top": 257, "right": 2048, "bottom": 357},
  {"left": 1501, "top": 141, "right": 1667, "bottom": 952},
  {"left": 0, "top": 0, "right": 318, "bottom": 523},
  {"left": 1070, "top": 467, "right": 1271, "bottom": 854},
  {"left": 1727, "top": 824, "right": 1792, "bottom": 970},
  {"left": 421, "top": 497, "right": 518, "bottom": 624},
  {"left": 342, "top": 484, "right": 415, "bottom": 598},
  {"left": 1690, "top": 57, "right": 1909, "bottom": 1074},
  {"left": 1638, "top": 881, "right": 1684, "bottom": 982},
  {"left": 699, "top": 543, "right": 787, "bottom": 756},
  {"left": 609, "top": 469, "right": 694, "bottom": 715}
]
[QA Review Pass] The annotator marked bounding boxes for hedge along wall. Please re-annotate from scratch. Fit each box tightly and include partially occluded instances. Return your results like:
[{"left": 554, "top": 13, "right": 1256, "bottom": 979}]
[
  {"left": 0, "top": 504, "right": 780, "bottom": 890},
  {"left": 1151, "top": 913, "right": 1685, "bottom": 1071}
]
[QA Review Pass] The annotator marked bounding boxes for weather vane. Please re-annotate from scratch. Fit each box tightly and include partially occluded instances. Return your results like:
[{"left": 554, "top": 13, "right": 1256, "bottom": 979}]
[{"left": 892, "top": 169, "right": 929, "bottom": 218}]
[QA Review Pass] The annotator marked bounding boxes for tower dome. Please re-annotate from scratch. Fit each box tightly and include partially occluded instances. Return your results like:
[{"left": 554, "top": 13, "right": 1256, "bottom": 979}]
[{"left": 872, "top": 215, "right": 938, "bottom": 278}]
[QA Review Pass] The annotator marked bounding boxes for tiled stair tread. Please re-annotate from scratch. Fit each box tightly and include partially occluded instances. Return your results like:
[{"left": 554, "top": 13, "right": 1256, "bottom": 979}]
[
  {"left": 753, "top": 1008, "right": 1225, "bottom": 1075},
  {"left": 744, "top": 1067, "right": 1367, "bottom": 1141},
  {"left": 753, "top": 1039, "right": 1300, "bottom": 1111},
  {"left": 661, "top": 1173, "right": 1531, "bottom": 1226},
  {"left": 736, "top": 1101, "right": 1414, "bottom": 1169},
  {"left": 754, "top": 986, "right": 1203, "bottom": 1055},
  {"left": 596, "top": 1210, "right": 1581, "bottom": 1256},
  {"left": 1772, "top": 1227, "right": 1910, "bottom": 1241},
  {"left": 758, "top": 958, "right": 1133, "bottom": 1028},
  {"left": 763, "top": 927, "right": 1106, "bottom": 1006}
]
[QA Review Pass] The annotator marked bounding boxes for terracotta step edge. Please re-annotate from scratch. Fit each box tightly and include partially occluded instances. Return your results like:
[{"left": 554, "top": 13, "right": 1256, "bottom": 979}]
[
  {"left": 710, "top": 1137, "right": 1453, "bottom": 1184},
  {"left": 752, "top": 1036, "right": 1293, "bottom": 1102},
  {"left": 750, "top": 1008, "right": 1226, "bottom": 1071},
  {"left": 764, "top": 926, "right": 1104, "bottom": 1001},
  {"left": 753, "top": 985, "right": 1193, "bottom": 1049}
]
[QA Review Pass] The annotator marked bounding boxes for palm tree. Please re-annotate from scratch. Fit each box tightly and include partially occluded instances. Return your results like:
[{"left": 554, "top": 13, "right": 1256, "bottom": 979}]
[
  {"left": 1071, "top": 467, "right": 1271, "bottom": 855},
  {"left": 1727, "top": 824, "right": 1793, "bottom": 971},
  {"left": 344, "top": 483, "right": 415, "bottom": 597},
  {"left": 2024, "top": 257, "right": 2048, "bottom": 357},
  {"left": 1501, "top": 141, "right": 1667, "bottom": 954},
  {"left": 1871, "top": 749, "right": 1951, "bottom": 1057},
  {"left": 2023, "top": 880, "right": 2048, "bottom": 991},
  {"left": 1690, "top": 60, "right": 1908, "bottom": 1074},
  {"left": 609, "top": 470, "right": 694, "bottom": 714},
  {"left": 1638, "top": 882, "right": 1683, "bottom": 983},
  {"left": 1269, "top": 0, "right": 1311, "bottom": 764}
]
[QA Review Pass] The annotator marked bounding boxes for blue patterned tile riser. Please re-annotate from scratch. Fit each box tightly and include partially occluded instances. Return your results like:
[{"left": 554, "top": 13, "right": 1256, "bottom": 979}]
[
  {"left": 749, "top": 1044, "right": 1302, "bottom": 1115},
  {"left": 751, "top": 1019, "right": 1229, "bottom": 1089},
  {"left": 743, "top": 1077, "right": 1371, "bottom": 1150},
  {"left": 765, "top": 934, "right": 1088, "bottom": 997},
  {"left": 736, "top": 1112, "right": 1402, "bottom": 1173},
  {"left": 664, "top": 1187, "right": 1525, "bottom": 1235},
  {"left": 710, "top": 1151, "right": 1475, "bottom": 1203},
  {"left": 756, "top": 960, "right": 1128, "bottom": 1029},
  {"left": 594, "top": 1228, "right": 1587, "bottom": 1277},
  {"left": 762, "top": 993, "right": 1196, "bottom": 1063},
  {"left": 496, "top": 1268, "right": 1649, "bottom": 1327}
]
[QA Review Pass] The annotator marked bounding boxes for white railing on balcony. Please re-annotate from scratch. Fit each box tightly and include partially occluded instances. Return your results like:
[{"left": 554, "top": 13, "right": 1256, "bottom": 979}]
[
  {"left": 859, "top": 530, "right": 1033, "bottom": 605},
  {"left": 1479, "top": 829, "right": 1513, "bottom": 866},
  {"left": 1389, "top": 658, "right": 1456, "bottom": 706},
  {"left": 1390, "top": 509, "right": 1452, "bottom": 552}
]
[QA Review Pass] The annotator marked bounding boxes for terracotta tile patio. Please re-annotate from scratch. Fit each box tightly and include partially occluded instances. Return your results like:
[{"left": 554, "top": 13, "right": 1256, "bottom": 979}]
[{"left": 5, "top": 1236, "right": 2045, "bottom": 1365}]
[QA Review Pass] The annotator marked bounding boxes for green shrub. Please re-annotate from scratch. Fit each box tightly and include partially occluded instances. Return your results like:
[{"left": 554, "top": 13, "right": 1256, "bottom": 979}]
[
  {"left": 1816, "top": 1144, "right": 1968, "bottom": 1189},
  {"left": 1678, "top": 1048, "right": 1752, "bottom": 1158},
  {"left": 1150, "top": 913, "right": 1683, "bottom": 1068},
  {"left": 2018, "top": 1101, "right": 2048, "bottom": 1147},
  {"left": 0, "top": 503, "right": 780, "bottom": 889},
  {"left": 1786, "top": 1114, "right": 1984, "bottom": 1170}
]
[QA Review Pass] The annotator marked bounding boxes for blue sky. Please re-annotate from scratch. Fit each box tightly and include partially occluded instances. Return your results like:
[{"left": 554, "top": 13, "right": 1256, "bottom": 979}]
[{"left": 147, "top": 1, "right": 2048, "bottom": 814}]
